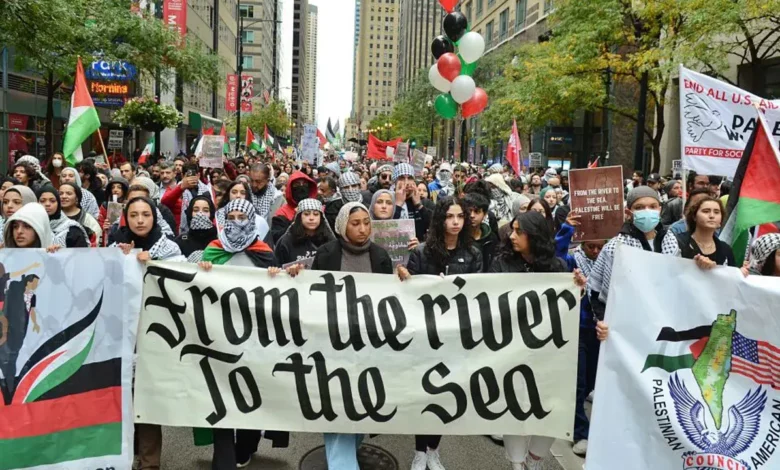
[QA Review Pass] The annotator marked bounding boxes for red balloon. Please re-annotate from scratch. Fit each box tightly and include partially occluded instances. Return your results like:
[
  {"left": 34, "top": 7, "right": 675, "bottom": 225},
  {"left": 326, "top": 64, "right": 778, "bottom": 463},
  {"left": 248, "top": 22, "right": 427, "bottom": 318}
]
[
  {"left": 438, "top": 0, "right": 458, "bottom": 12},
  {"left": 437, "top": 53, "right": 462, "bottom": 82},
  {"left": 462, "top": 88, "right": 488, "bottom": 118}
]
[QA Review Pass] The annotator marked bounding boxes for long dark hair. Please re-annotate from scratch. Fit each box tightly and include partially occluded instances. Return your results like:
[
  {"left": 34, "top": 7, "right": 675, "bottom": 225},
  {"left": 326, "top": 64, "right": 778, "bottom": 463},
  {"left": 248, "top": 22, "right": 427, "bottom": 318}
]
[
  {"left": 499, "top": 211, "right": 560, "bottom": 273},
  {"left": 289, "top": 209, "right": 333, "bottom": 246},
  {"left": 761, "top": 250, "right": 779, "bottom": 276},
  {"left": 424, "top": 197, "right": 472, "bottom": 271},
  {"left": 219, "top": 181, "right": 251, "bottom": 209},
  {"left": 528, "top": 197, "right": 555, "bottom": 232}
]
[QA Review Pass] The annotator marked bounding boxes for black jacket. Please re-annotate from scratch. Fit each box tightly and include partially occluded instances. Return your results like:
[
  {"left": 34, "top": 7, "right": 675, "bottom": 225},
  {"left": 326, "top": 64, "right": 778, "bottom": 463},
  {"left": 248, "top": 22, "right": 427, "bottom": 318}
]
[
  {"left": 472, "top": 224, "right": 498, "bottom": 273},
  {"left": 311, "top": 239, "right": 393, "bottom": 274},
  {"left": 489, "top": 252, "right": 568, "bottom": 273},
  {"left": 674, "top": 232, "right": 735, "bottom": 266},
  {"left": 407, "top": 242, "right": 483, "bottom": 276},
  {"left": 63, "top": 226, "right": 89, "bottom": 248},
  {"left": 275, "top": 233, "right": 322, "bottom": 266},
  {"left": 324, "top": 197, "right": 345, "bottom": 235}
]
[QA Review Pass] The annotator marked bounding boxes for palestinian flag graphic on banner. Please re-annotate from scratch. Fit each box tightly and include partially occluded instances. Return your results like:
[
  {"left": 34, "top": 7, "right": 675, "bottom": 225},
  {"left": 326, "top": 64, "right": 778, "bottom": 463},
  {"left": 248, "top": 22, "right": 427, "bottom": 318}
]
[{"left": 0, "top": 251, "right": 140, "bottom": 470}]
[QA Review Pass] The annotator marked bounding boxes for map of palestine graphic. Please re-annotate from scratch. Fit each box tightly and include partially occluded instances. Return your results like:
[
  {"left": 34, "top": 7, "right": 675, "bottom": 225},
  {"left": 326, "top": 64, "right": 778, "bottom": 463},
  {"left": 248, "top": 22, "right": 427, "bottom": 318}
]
[{"left": 691, "top": 310, "right": 737, "bottom": 428}]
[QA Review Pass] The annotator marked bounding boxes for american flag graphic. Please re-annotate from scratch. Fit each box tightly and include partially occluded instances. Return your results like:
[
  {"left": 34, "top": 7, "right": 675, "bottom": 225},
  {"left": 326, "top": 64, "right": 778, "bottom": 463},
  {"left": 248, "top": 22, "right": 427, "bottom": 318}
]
[{"left": 732, "top": 332, "right": 780, "bottom": 389}]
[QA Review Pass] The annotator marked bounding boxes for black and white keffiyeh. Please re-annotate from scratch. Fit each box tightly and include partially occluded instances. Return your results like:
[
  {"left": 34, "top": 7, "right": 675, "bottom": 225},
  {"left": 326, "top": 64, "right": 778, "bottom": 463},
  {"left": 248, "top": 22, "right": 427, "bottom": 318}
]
[
  {"left": 189, "top": 213, "right": 214, "bottom": 231},
  {"left": 251, "top": 184, "right": 280, "bottom": 218},
  {"left": 394, "top": 163, "right": 414, "bottom": 180},
  {"left": 50, "top": 213, "right": 89, "bottom": 247},
  {"left": 179, "top": 181, "right": 211, "bottom": 235},
  {"left": 147, "top": 237, "right": 185, "bottom": 261},
  {"left": 749, "top": 233, "right": 780, "bottom": 274},
  {"left": 297, "top": 198, "right": 323, "bottom": 214},
  {"left": 218, "top": 199, "right": 257, "bottom": 253},
  {"left": 338, "top": 172, "right": 362, "bottom": 203}
]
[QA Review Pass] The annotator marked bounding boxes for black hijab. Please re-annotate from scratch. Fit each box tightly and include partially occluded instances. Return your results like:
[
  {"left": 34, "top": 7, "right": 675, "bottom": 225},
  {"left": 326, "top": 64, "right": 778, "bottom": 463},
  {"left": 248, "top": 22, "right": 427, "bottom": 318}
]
[
  {"left": 35, "top": 184, "right": 62, "bottom": 220},
  {"left": 113, "top": 196, "right": 164, "bottom": 251},
  {"left": 176, "top": 195, "right": 217, "bottom": 256}
]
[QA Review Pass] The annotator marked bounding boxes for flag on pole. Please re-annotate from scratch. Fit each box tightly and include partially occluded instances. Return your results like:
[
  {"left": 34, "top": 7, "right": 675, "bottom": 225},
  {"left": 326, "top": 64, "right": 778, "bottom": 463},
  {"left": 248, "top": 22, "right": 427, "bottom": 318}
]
[
  {"left": 246, "top": 127, "right": 263, "bottom": 152},
  {"left": 63, "top": 58, "right": 101, "bottom": 166},
  {"left": 193, "top": 127, "right": 215, "bottom": 157},
  {"left": 138, "top": 137, "right": 155, "bottom": 165},
  {"left": 506, "top": 119, "right": 521, "bottom": 176},
  {"left": 316, "top": 129, "right": 328, "bottom": 148},
  {"left": 721, "top": 108, "right": 780, "bottom": 265},
  {"left": 264, "top": 125, "right": 280, "bottom": 151},
  {"left": 588, "top": 157, "right": 600, "bottom": 168},
  {"left": 219, "top": 124, "right": 230, "bottom": 155},
  {"left": 326, "top": 118, "right": 336, "bottom": 143}
]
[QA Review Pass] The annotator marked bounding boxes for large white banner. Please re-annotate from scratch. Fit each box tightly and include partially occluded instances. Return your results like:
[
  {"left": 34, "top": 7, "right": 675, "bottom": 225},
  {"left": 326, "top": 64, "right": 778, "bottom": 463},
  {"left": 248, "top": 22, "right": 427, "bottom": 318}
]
[
  {"left": 134, "top": 264, "right": 580, "bottom": 437},
  {"left": 679, "top": 65, "right": 780, "bottom": 178},
  {"left": 588, "top": 246, "right": 780, "bottom": 470},
  {"left": 0, "top": 249, "right": 143, "bottom": 470}
]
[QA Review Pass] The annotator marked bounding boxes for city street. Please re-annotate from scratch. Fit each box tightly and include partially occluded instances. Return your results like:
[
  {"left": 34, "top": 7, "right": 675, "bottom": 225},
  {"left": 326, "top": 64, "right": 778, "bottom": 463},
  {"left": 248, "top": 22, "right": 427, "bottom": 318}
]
[{"left": 158, "top": 427, "right": 586, "bottom": 470}]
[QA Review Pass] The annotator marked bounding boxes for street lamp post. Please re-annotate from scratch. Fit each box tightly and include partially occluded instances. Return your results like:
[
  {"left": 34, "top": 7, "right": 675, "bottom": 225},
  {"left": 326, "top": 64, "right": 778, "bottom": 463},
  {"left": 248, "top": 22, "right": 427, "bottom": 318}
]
[{"left": 235, "top": 0, "right": 282, "bottom": 156}]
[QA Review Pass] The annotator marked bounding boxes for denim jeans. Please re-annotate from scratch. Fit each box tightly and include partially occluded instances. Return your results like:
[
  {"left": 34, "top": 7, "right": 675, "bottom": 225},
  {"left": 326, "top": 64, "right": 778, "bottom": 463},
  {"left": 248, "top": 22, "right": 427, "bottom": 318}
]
[
  {"left": 574, "top": 327, "right": 601, "bottom": 441},
  {"left": 323, "top": 433, "right": 365, "bottom": 470}
]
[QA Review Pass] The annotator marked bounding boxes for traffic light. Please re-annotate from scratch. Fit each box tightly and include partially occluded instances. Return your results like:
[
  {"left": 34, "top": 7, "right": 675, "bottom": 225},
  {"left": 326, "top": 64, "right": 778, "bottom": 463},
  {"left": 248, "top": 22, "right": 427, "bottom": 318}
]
[{"left": 411, "top": 140, "right": 417, "bottom": 148}]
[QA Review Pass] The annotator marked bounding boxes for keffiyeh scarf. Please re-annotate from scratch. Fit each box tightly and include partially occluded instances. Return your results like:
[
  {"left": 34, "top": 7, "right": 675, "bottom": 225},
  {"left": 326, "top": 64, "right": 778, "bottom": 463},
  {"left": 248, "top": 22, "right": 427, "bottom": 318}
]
[
  {"left": 251, "top": 184, "right": 280, "bottom": 218},
  {"left": 179, "top": 181, "right": 212, "bottom": 235},
  {"left": 217, "top": 199, "right": 257, "bottom": 253},
  {"left": 339, "top": 172, "right": 363, "bottom": 203}
]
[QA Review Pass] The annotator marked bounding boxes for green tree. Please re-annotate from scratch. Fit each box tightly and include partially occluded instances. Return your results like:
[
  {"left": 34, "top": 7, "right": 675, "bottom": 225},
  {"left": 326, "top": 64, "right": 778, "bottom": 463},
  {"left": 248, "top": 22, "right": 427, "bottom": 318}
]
[
  {"left": 478, "top": 0, "right": 774, "bottom": 171},
  {"left": 390, "top": 71, "right": 440, "bottom": 145},
  {"left": 0, "top": 0, "right": 221, "bottom": 156},
  {"left": 227, "top": 99, "right": 291, "bottom": 145}
]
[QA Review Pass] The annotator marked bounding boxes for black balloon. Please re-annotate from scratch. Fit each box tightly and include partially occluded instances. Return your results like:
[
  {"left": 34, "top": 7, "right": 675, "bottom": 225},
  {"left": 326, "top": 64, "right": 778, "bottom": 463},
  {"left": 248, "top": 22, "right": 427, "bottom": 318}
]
[
  {"left": 443, "top": 12, "right": 468, "bottom": 43},
  {"left": 431, "top": 35, "right": 455, "bottom": 59}
]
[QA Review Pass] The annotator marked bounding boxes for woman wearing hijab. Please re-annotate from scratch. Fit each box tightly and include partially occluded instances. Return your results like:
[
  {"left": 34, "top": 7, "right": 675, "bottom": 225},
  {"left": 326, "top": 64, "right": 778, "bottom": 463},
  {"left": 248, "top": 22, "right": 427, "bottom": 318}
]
[
  {"left": 36, "top": 185, "right": 89, "bottom": 248},
  {"left": 112, "top": 197, "right": 184, "bottom": 262},
  {"left": 59, "top": 167, "right": 100, "bottom": 219},
  {"left": 275, "top": 198, "right": 335, "bottom": 265},
  {"left": 216, "top": 180, "right": 271, "bottom": 244},
  {"left": 488, "top": 211, "right": 585, "bottom": 470},
  {"left": 59, "top": 182, "right": 102, "bottom": 246},
  {"left": 0, "top": 185, "right": 37, "bottom": 239},
  {"left": 485, "top": 173, "right": 523, "bottom": 227},
  {"left": 310, "top": 201, "right": 392, "bottom": 470},
  {"left": 175, "top": 195, "right": 217, "bottom": 262},
  {"left": 369, "top": 189, "right": 401, "bottom": 220},
  {"left": 745, "top": 233, "right": 780, "bottom": 276}
]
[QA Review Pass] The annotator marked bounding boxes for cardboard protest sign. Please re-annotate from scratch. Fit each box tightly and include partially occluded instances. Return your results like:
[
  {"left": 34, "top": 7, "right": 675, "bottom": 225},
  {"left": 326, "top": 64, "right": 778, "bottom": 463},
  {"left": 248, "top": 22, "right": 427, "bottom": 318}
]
[
  {"left": 589, "top": 246, "right": 780, "bottom": 470},
  {"left": 568, "top": 166, "right": 624, "bottom": 242},
  {"left": 107, "top": 130, "right": 123, "bottom": 149},
  {"left": 301, "top": 125, "right": 319, "bottom": 165},
  {"left": 412, "top": 149, "right": 427, "bottom": 177},
  {"left": 199, "top": 135, "right": 225, "bottom": 168},
  {"left": 529, "top": 152, "right": 543, "bottom": 168},
  {"left": 0, "top": 249, "right": 143, "bottom": 470},
  {"left": 282, "top": 257, "right": 314, "bottom": 270},
  {"left": 428, "top": 146, "right": 437, "bottom": 157},
  {"left": 134, "top": 265, "right": 579, "bottom": 436},
  {"left": 370, "top": 219, "right": 416, "bottom": 267},
  {"left": 394, "top": 142, "right": 410, "bottom": 163},
  {"left": 107, "top": 201, "right": 123, "bottom": 225},
  {"left": 680, "top": 65, "right": 780, "bottom": 178},
  {"left": 672, "top": 159, "right": 682, "bottom": 178}
]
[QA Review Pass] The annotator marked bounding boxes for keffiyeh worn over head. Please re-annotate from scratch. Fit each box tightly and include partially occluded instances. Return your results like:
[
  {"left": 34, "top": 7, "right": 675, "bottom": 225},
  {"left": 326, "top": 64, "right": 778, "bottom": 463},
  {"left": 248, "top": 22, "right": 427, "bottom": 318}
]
[
  {"left": 297, "top": 198, "right": 323, "bottom": 214},
  {"left": 218, "top": 199, "right": 257, "bottom": 253},
  {"left": 488, "top": 163, "right": 503, "bottom": 175},
  {"left": 394, "top": 163, "right": 414, "bottom": 180},
  {"left": 112, "top": 196, "right": 183, "bottom": 260},
  {"left": 377, "top": 165, "right": 394, "bottom": 178},
  {"left": 749, "top": 233, "right": 780, "bottom": 274},
  {"left": 325, "top": 162, "right": 341, "bottom": 177},
  {"left": 338, "top": 172, "right": 363, "bottom": 203},
  {"left": 36, "top": 185, "right": 89, "bottom": 247},
  {"left": 17, "top": 155, "right": 49, "bottom": 183},
  {"left": 179, "top": 180, "right": 211, "bottom": 235},
  {"left": 335, "top": 201, "right": 369, "bottom": 239}
]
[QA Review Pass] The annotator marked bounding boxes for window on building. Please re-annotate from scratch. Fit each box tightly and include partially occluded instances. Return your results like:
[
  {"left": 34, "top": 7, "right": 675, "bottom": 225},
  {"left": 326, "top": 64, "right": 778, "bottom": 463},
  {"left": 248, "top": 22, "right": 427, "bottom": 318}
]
[
  {"left": 465, "top": 2, "right": 472, "bottom": 24},
  {"left": 476, "top": 0, "right": 483, "bottom": 17},
  {"left": 515, "top": 0, "right": 526, "bottom": 30},
  {"left": 241, "top": 30, "right": 254, "bottom": 43},
  {"left": 242, "top": 56, "right": 254, "bottom": 69},
  {"left": 485, "top": 21, "right": 493, "bottom": 45},
  {"left": 499, "top": 8, "right": 508, "bottom": 38},
  {"left": 239, "top": 5, "right": 254, "bottom": 18},
  {"left": 544, "top": 0, "right": 553, "bottom": 14},
  {"left": 488, "top": 0, "right": 495, "bottom": 6}
]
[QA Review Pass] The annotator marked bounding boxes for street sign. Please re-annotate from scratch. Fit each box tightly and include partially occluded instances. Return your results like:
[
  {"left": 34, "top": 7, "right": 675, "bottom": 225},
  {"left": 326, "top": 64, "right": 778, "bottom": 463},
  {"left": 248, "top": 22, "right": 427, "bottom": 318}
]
[{"left": 108, "top": 130, "right": 124, "bottom": 149}]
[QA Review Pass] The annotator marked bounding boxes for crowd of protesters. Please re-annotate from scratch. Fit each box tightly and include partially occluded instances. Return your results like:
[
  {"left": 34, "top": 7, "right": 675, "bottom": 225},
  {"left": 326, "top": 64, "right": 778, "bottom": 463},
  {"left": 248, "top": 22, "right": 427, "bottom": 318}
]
[{"left": 1, "top": 146, "right": 775, "bottom": 470}]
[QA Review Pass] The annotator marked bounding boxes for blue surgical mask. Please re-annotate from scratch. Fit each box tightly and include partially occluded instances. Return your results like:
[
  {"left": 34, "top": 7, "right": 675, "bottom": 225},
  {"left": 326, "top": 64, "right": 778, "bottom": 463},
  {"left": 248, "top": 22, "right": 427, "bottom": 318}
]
[{"left": 632, "top": 209, "right": 660, "bottom": 233}]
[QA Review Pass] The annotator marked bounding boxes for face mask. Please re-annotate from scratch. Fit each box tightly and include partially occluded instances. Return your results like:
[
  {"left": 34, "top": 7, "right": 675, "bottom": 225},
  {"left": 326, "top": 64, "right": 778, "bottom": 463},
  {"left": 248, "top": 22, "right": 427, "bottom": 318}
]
[
  {"left": 52, "top": 159, "right": 62, "bottom": 168},
  {"left": 190, "top": 213, "right": 214, "bottom": 231},
  {"left": 292, "top": 185, "right": 310, "bottom": 203},
  {"left": 632, "top": 209, "right": 660, "bottom": 233},
  {"left": 439, "top": 171, "right": 452, "bottom": 183}
]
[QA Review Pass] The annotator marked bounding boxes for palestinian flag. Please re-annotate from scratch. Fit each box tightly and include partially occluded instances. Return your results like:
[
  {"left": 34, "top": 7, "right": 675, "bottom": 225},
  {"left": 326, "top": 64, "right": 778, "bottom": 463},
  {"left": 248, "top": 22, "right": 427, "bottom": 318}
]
[
  {"left": 246, "top": 127, "right": 264, "bottom": 153},
  {"left": 721, "top": 110, "right": 780, "bottom": 265},
  {"left": 642, "top": 325, "right": 712, "bottom": 372},
  {"left": 0, "top": 294, "right": 123, "bottom": 470},
  {"left": 264, "top": 124, "right": 281, "bottom": 151},
  {"left": 62, "top": 57, "right": 101, "bottom": 166},
  {"left": 219, "top": 124, "right": 230, "bottom": 155},
  {"left": 193, "top": 126, "right": 215, "bottom": 157}
]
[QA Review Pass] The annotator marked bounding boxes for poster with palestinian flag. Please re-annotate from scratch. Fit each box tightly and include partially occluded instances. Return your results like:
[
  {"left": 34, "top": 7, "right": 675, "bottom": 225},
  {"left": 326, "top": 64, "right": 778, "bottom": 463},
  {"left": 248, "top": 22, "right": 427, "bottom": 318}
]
[
  {"left": 588, "top": 246, "right": 780, "bottom": 470},
  {"left": 0, "top": 249, "right": 143, "bottom": 470}
]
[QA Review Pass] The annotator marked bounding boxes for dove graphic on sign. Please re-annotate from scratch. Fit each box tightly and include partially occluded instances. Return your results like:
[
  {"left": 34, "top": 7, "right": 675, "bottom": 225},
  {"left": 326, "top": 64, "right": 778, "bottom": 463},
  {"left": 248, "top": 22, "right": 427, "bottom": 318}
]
[{"left": 683, "top": 93, "right": 725, "bottom": 143}]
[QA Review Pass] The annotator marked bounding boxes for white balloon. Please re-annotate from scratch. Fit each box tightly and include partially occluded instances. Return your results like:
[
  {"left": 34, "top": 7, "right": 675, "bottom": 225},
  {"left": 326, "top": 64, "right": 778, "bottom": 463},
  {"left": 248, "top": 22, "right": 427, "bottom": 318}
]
[
  {"left": 429, "top": 63, "right": 451, "bottom": 93},
  {"left": 458, "top": 32, "right": 486, "bottom": 64},
  {"left": 451, "top": 76, "right": 476, "bottom": 104}
]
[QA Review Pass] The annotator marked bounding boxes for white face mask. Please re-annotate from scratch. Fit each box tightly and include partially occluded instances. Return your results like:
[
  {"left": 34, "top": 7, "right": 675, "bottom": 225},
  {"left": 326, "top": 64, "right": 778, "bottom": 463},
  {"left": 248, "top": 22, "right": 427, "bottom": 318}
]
[{"left": 52, "top": 159, "right": 63, "bottom": 168}]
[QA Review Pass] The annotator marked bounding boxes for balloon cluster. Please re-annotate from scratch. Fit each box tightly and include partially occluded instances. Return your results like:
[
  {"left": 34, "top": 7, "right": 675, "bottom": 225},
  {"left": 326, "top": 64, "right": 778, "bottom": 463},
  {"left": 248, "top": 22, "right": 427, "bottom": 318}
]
[{"left": 429, "top": 0, "right": 488, "bottom": 120}]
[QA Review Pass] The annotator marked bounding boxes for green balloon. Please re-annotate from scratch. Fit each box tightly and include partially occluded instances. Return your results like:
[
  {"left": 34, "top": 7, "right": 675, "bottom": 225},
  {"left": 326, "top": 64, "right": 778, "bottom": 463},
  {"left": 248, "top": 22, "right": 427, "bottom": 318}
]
[
  {"left": 459, "top": 54, "right": 477, "bottom": 76},
  {"left": 435, "top": 94, "right": 458, "bottom": 119}
]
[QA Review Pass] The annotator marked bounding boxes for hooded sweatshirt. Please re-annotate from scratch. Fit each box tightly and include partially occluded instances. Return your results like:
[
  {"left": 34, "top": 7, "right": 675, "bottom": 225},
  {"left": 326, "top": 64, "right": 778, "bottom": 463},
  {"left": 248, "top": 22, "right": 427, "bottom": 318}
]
[
  {"left": 3, "top": 203, "right": 54, "bottom": 248},
  {"left": 271, "top": 171, "right": 318, "bottom": 243}
]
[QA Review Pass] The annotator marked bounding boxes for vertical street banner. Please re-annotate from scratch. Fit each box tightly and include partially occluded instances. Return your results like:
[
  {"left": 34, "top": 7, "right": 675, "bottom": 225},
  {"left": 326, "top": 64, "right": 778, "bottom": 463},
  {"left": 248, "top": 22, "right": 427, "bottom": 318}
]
[
  {"left": 134, "top": 265, "right": 580, "bottom": 436},
  {"left": 0, "top": 249, "right": 143, "bottom": 470},
  {"left": 568, "top": 166, "right": 624, "bottom": 242},
  {"left": 226, "top": 75, "right": 238, "bottom": 112},
  {"left": 163, "top": 0, "right": 187, "bottom": 39},
  {"left": 240, "top": 75, "right": 254, "bottom": 113},
  {"left": 679, "top": 65, "right": 780, "bottom": 178},
  {"left": 588, "top": 246, "right": 780, "bottom": 470}
]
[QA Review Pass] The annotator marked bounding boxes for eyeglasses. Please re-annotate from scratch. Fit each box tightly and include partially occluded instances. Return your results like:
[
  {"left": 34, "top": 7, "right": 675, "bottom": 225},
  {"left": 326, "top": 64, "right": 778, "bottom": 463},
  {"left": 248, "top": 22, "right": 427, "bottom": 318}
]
[{"left": 380, "top": 174, "right": 392, "bottom": 180}]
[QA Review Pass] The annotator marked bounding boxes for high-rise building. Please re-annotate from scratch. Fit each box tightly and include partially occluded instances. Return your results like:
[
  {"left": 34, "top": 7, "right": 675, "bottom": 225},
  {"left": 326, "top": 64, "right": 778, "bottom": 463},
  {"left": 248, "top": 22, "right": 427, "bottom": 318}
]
[
  {"left": 304, "top": 4, "right": 318, "bottom": 125},
  {"left": 397, "top": 0, "right": 445, "bottom": 96},
  {"left": 351, "top": 0, "right": 400, "bottom": 132},
  {"left": 240, "top": 1, "right": 282, "bottom": 103},
  {"left": 351, "top": 0, "right": 361, "bottom": 110},
  {"left": 291, "top": 0, "right": 309, "bottom": 139}
]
